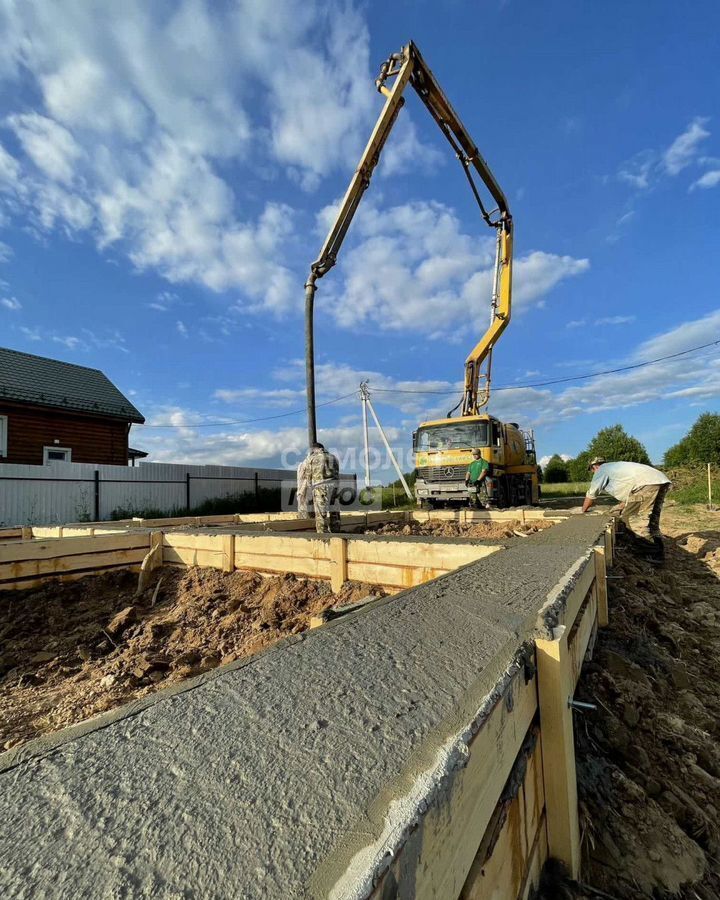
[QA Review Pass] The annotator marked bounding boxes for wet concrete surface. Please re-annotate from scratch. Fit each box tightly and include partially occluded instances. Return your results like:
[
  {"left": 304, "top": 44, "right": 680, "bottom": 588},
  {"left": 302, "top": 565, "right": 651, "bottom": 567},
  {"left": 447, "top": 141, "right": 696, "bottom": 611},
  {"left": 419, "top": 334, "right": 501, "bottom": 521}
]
[{"left": 0, "top": 513, "right": 608, "bottom": 899}]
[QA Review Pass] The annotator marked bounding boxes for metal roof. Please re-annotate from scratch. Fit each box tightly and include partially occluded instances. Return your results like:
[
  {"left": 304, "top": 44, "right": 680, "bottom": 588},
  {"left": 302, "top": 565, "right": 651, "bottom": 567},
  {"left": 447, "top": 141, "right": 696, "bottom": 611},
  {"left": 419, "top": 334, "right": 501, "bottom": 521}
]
[{"left": 0, "top": 347, "right": 145, "bottom": 423}]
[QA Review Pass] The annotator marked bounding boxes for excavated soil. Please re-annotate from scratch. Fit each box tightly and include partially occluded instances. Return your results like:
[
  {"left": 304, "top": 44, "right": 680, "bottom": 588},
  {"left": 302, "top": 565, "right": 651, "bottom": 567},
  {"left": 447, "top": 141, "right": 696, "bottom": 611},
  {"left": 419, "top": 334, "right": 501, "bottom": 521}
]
[
  {"left": 0, "top": 567, "right": 384, "bottom": 752},
  {"left": 364, "top": 518, "right": 555, "bottom": 539},
  {"left": 536, "top": 504, "right": 720, "bottom": 899}
]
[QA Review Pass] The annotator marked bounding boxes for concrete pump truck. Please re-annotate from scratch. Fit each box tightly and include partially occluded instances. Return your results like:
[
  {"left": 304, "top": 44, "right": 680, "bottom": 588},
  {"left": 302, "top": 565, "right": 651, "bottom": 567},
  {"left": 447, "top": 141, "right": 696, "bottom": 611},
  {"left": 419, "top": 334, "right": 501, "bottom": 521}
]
[{"left": 303, "top": 41, "right": 539, "bottom": 509}]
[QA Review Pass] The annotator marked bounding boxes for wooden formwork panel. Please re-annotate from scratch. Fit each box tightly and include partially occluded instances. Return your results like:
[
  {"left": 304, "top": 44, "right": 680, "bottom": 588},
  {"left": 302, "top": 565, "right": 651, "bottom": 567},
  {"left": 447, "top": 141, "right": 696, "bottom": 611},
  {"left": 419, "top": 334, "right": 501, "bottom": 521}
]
[
  {"left": 461, "top": 736, "right": 547, "bottom": 899},
  {"left": 0, "top": 532, "right": 150, "bottom": 564},
  {"left": 369, "top": 668, "right": 538, "bottom": 900},
  {"left": 0, "top": 548, "right": 150, "bottom": 583}
]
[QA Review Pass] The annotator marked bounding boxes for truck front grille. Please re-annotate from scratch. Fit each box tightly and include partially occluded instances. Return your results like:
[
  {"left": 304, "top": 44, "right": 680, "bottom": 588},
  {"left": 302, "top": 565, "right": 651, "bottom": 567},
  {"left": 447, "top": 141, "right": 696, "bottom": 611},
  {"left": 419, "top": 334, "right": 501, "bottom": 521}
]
[{"left": 417, "top": 465, "right": 466, "bottom": 483}]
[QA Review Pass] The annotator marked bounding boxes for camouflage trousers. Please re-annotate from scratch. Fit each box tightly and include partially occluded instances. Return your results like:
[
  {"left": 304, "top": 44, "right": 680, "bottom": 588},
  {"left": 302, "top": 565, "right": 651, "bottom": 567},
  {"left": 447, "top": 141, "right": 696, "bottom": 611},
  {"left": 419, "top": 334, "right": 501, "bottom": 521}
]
[
  {"left": 618, "top": 483, "right": 670, "bottom": 540},
  {"left": 467, "top": 479, "right": 489, "bottom": 509},
  {"left": 313, "top": 484, "right": 341, "bottom": 533}
]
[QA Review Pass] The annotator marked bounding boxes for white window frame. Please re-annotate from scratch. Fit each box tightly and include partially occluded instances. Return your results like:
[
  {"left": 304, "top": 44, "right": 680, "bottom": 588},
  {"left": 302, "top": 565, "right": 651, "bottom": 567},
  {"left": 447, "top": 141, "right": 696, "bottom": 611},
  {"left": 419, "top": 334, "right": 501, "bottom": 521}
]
[
  {"left": 0, "top": 415, "right": 6, "bottom": 457},
  {"left": 43, "top": 446, "right": 72, "bottom": 464}
]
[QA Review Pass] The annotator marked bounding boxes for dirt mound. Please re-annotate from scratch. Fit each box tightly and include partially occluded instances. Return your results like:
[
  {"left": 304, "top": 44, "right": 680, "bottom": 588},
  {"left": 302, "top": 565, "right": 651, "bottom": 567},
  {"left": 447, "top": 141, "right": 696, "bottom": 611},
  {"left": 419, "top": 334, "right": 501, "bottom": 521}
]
[
  {"left": 364, "top": 519, "right": 554, "bottom": 540},
  {"left": 0, "top": 567, "right": 384, "bottom": 752},
  {"left": 566, "top": 510, "right": 720, "bottom": 898}
]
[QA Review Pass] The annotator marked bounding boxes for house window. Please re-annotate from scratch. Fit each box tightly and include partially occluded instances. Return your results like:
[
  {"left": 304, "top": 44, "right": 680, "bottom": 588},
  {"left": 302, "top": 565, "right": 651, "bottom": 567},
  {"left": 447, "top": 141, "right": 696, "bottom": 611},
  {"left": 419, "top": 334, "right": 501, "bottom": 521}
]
[
  {"left": 43, "top": 446, "right": 72, "bottom": 464},
  {"left": 0, "top": 416, "right": 6, "bottom": 457}
]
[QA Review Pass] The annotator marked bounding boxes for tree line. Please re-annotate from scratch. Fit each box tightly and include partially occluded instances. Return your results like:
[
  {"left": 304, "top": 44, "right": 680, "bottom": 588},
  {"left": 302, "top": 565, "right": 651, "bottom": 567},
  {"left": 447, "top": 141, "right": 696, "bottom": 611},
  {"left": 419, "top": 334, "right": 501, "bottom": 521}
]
[{"left": 541, "top": 412, "right": 720, "bottom": 483}]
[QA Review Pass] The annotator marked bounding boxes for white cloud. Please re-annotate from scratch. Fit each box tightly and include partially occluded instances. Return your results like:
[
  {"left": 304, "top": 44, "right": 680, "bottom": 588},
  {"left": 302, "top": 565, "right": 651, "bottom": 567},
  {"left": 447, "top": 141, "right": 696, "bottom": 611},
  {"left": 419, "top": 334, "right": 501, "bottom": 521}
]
[
  {"left": 594, "top": 315, "right": 636, "bottom": 326},
  {"left": 176, "top": 320, "right": 188, "bottom": 338},
  {"left": 690, "top": 169, "right": 720, "bottom": 191},
  {"left": 149, "top": 290, "right": 181, "bottom": 312},
  {"left": 319, "top": 199, "right": 589, "bottom": 334},
  {"left": 566, "top": 319, "right": 586, "bottom": 329},
  {"left": 7, "top": 112, "right": 83, "bottom": 184},
  {"left": 0, "top": 0, "right": 378, "bottom": 310},
  {"left": 617, "top": 117, "right": 713, "bottom": 192},
  {"left": 663, "top": 117, "right": 710, "bottom": 175},
  {"left": 1, "top": 296, "right": 20, "bottom": 310},
  {"left": 618, "top": 150, "right": 655, "bottom": 190},
  {"left": 52, "top": 335, "right": 82, "bottom": 350}
]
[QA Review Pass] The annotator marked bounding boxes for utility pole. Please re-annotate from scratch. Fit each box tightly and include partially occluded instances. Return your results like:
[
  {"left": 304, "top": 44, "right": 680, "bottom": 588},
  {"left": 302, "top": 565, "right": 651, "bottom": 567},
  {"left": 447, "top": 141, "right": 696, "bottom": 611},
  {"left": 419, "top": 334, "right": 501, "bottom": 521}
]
[{"left": 360, "top": 382, "right": 413, "bottom": 501}]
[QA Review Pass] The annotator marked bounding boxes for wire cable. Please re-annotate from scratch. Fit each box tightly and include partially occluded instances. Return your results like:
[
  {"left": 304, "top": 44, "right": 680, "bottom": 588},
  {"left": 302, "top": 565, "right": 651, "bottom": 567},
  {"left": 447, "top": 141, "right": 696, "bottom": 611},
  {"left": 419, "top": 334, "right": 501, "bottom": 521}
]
[
  {"left": 138, "top": 338, "right": 720, "bottom": 428},
  {"left": 370, "top": 339, "right": 720, "bottom": 396},
  {"left": 141, "top": 390, "right": 359, "bottom": 429}
]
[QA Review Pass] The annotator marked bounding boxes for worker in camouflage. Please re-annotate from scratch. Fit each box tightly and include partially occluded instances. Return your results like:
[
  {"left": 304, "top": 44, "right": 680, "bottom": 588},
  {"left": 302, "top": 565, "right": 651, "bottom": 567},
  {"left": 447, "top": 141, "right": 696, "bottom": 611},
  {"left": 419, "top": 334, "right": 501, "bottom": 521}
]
[
  {"left": 296, "top": 456, "right": 311, "bottom": 518},
  {"left": 306, "top": 441, "right": 341, "bottom": 533}
]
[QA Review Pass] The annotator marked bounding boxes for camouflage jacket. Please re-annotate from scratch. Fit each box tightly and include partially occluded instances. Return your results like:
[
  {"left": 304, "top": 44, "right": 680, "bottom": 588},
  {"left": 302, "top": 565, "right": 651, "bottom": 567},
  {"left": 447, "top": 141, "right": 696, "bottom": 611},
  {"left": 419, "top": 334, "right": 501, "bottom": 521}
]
[{"left": 307, "top": 448, "right": 339, "bottom": 485}]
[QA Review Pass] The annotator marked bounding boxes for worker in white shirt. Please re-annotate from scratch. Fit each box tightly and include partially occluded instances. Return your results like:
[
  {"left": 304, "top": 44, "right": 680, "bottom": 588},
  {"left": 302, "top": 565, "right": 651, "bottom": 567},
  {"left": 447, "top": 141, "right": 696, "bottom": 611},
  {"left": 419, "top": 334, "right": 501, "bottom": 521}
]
[{"left": 582, "top": 457, "right": 671, "bottom": 562}]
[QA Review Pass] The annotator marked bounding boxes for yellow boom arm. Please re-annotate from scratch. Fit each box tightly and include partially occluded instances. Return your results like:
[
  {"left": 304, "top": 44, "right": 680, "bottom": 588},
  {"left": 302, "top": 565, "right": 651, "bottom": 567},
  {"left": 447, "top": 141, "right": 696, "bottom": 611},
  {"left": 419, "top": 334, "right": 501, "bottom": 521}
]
[{"left": 304, "top": 41, "right": 512, "bottom": 443}]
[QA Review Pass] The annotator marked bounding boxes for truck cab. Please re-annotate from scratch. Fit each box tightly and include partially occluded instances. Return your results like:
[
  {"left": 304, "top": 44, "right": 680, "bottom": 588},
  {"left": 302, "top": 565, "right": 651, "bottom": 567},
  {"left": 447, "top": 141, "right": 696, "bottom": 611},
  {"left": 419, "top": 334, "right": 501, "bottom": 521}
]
[{"left": 413, "top": 414, "right": 538, "bottom": 508}]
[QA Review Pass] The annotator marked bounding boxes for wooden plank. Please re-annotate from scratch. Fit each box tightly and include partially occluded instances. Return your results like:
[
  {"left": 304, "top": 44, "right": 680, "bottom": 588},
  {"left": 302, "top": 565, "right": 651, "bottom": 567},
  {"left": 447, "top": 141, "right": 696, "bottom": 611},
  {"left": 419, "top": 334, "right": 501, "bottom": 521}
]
[
  {"left": 559, "top": 555, "right": 596, "bottom": 633},
  {"left": 595, "top": 545, "right": 608, "bottom": 627},
  {"left": 346, "top": 561, "right": 448, "bottom": 588},
  {"left": 161, "top": 547, "right": 226, "bottom": 570},
  {"left": 0, "top": 532, "right": 151, "bottom": 564},
  {"left": 346, "top": 540, "right": 499, "bottom": 570},
  {"left": 0, "top": 564, "right": 143, "bottom": 592},
  {"left": 568, "top": 590, "right": 598, "bottom": 688},
  {"left": 535, "top": 624, "right": 581, "bottom": 879},
  {"left": 0, "top": 547, "right": 150, "bottom": 582},
  {"left": 162, "top": 532, "right": 225, "bottom": 552},
  {"left": 30, "top": 527, "right": 63, "bottom": 539},
  {"left": 519, "top": 818, "right": 548, "bottom": 900},
  {"left": 233, "top": 552, "right": 331, "bottom": 579},
  {"left": 411, "top": 670, "right": 539, "bottom": 900},
  {"left": 221, "top": 533, "right": 235, "bottom": 573},
  {"left": 329, "top": 537, "right": 347, "bottom": 592},
  {"left": 604, "top": 524, "right": 614, "bottom": 567},
  {"left": 234, "top": 534, "right": 328, "bottom": 560},
  {"left": 461, "top": 738, "right": 545, "bottom": 899}
]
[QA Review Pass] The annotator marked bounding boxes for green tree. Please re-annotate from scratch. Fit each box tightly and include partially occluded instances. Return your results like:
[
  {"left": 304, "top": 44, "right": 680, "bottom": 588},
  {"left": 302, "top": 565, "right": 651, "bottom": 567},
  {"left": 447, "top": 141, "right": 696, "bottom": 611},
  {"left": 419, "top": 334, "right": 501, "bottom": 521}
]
[
  {"left": 543, "top": 454, "right": 570, "bottom": 483},
  {"left": 567, "top": 450, "right": 591, "bottom": 482},
  {"left": 586, "top": 424, "right": 650, "bottom": 465},
  {"left": 664, "top": 413, "right": 720, "bottom": 467}
]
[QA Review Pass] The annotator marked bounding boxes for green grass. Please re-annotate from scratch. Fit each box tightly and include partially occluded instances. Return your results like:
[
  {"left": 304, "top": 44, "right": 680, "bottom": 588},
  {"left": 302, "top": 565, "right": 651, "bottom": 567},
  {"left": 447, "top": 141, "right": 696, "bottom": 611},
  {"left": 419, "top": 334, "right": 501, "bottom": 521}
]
[
  {"left": 665, "top": 466, "right": 719, "bottom": 505},
  {"left": 539, "top": 481, "right": 589, "bottom": 499}
]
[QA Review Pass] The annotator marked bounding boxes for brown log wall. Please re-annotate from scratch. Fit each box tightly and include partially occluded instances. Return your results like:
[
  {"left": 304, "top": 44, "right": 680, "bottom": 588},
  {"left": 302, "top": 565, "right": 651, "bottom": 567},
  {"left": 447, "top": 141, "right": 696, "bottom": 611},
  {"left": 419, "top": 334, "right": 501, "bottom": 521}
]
[{"left": 0, "top": 402, "right": 129, "bottom": 466}]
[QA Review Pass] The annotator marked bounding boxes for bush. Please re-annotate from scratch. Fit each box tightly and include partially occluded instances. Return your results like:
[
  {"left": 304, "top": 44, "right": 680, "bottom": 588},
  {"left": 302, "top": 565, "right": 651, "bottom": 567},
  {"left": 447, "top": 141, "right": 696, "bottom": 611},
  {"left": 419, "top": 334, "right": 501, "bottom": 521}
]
[
  {"left": 543, "top": 454, "right": 570, "bottom": 483},
  {"left": 664, "top": 413, "right": 720, "bottom": 467}
]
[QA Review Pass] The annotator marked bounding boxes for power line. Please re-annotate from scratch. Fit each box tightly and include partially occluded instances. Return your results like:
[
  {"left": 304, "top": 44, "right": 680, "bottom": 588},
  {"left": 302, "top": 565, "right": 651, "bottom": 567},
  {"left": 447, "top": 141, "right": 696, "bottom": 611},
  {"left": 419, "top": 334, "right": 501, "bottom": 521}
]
[
  {"left": 141, "top": 391, "right": 358, "bottom": 429},
  {"left": 370, "top": 339, "right": 720, "bottom": 396},
  {"left": 139, "top": 337, "right": 720, "bottom": 428}
]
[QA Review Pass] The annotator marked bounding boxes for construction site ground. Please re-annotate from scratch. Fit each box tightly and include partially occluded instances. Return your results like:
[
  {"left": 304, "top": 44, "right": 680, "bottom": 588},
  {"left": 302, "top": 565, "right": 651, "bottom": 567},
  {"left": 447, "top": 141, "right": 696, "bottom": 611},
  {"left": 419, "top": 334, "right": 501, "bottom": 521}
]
[
  {"left": 0, "top": 567, "right": 384, "bottom": 752},
  {"left": 540, "top": 502, "right": 720, "bottom": 899}
]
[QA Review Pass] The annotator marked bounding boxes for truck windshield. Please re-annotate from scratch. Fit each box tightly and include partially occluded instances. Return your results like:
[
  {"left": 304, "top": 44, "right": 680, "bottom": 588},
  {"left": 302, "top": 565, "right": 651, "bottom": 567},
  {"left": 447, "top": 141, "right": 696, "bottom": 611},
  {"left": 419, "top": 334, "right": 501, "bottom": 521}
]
[{"left": 415, "top": 422, "right": 489, "bottom": 451}]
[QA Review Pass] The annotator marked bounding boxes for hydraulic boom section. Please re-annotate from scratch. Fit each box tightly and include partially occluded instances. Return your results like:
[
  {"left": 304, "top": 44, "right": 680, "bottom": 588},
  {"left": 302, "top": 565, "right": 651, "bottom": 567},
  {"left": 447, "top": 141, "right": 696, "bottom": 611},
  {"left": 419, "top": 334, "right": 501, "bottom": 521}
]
[{"left": 304, "top": 41, "right": 513, "bottom": 445}]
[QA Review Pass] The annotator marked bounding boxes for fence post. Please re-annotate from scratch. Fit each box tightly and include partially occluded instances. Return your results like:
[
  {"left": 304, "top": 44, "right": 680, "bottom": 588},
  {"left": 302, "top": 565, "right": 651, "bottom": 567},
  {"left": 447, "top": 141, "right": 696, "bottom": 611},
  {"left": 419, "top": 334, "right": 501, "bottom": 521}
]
[
  {"left": 94, "top": 470, "right": 100, "bottom": 522},
  {"left": 186, "top": 472, "right": 191, "bottom": 513},
  {"left": 254, "top": 471, "right": 260, "bottom": 510}
]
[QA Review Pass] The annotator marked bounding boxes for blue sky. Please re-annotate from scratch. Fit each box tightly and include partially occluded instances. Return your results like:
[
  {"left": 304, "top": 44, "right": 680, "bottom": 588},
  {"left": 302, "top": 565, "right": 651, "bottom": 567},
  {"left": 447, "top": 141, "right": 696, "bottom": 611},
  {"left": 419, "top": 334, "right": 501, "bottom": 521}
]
[{"left": 0, "top": 0, "right": 718, "bottom": 474}]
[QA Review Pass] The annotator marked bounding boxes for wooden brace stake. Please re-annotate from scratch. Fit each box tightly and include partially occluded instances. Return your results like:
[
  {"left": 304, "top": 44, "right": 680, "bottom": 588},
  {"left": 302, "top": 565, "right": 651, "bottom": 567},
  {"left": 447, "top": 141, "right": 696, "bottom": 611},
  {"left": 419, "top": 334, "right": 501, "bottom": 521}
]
[
  {"left": 536, "top": 624, "right": 581, "bottom": 879},
  {"left": 136, "top": 531, "right": 164, "bottom": 596}
]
